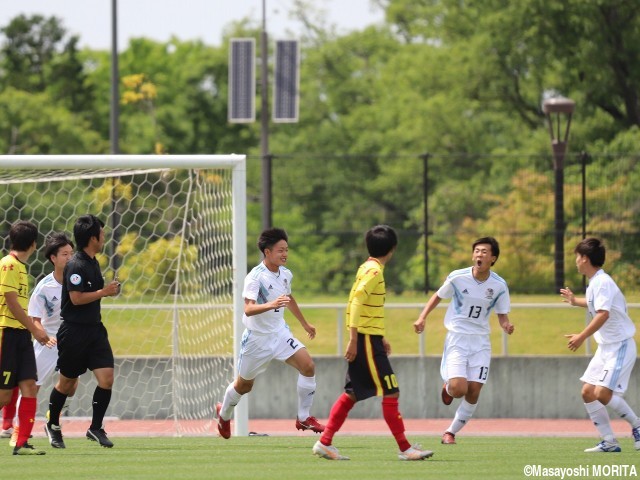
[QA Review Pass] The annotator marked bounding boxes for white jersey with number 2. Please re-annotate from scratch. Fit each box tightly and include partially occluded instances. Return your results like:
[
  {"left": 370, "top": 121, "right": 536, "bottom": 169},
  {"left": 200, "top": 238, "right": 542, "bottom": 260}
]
[
  {"left": 242, "top": 262, "right": 293, "bottom": 334},
  {"left": 437, "top": 267, "right": 510, "bottom": 335}
]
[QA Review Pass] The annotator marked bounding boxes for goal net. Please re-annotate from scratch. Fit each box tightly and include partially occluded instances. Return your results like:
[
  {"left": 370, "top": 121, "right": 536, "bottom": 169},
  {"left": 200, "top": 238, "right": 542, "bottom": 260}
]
[{"left": 0, "top": 155, "right": 247, "bottom": 436}]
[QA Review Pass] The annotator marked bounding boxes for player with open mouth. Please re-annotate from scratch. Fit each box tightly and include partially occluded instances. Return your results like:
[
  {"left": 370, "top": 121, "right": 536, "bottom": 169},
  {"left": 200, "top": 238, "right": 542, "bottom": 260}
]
[{"left": 413, "top": 236, "right": 515, "bottom": 445}]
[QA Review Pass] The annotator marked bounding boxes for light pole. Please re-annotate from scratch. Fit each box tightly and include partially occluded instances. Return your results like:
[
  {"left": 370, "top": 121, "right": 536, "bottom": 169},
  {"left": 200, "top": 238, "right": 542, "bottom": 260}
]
[
  {"left": 260, "top": 0, "right": 272, "bottom": 230},
  {"left": 110, "top": 0, "right": 121, "bottom": 274},
  {"left": 542, "top": 96, "right": 575, "bottom": 293}
]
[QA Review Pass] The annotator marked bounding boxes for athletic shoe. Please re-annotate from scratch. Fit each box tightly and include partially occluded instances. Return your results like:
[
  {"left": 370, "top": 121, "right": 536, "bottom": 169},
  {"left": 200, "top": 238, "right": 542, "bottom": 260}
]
[
  {"left": 9, "top": 426, "right": 33, "bottom": 447},
  {"left": 632, "top": 425, "right": 640, "bottom": 451},
  {"left": 86, "top": 426, "right": 114, "bottom": 448},
  {"left": 312, "top": 440, "right": 350, "bottom": 460},
  {"left": 215, "top": 402, "right": 231, "bottom": 439},
  {"left": 9, "top": 426, "right": 18, "bottom": 447},
  {"left": 398, "top": 444, "right": 434, "bottom": 461},
  {"left": 441, "top": 383, "right": 453, "bottom": 406},
  {"left": 441, "top": 431, "right": 456, "bottom": 444},
  {"left": 584, "top": 440, "right": 621, "bottom": 453},
  {"left": 13, "top": 442, "right": 46, "bottom": 455},
  {"left": 0, "top": 427, "right": 13, "bottom": 438},
  {"left": 44, "top": 423, "right": 66, "bottom": 449},
  {"left": 296, "top": 416, "right": 325, "bottom": 433}
]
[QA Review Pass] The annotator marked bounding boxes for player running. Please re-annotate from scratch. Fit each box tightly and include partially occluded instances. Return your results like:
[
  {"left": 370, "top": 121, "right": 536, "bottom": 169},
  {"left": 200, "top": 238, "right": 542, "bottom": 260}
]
[
  {"left": 215, "top": 228, "right": 324, "bottom": 438},
  {"left": 414, "top": 236, "right": 514, "bottom": 445},
  {"left": 561, "top": 237, "right": 640, "bottom": 452}
]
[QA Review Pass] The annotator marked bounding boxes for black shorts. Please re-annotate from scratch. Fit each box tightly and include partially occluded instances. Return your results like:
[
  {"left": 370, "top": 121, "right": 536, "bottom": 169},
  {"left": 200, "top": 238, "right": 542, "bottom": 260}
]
[
  {"left": 0, "top": 327, "right": 38, "bottom": 389},
  {"left": 57, "top": 322, "right": 114, "bottom": 379},
  {"left": 345, "top": 333, "right": 400, "bottom": 401}
]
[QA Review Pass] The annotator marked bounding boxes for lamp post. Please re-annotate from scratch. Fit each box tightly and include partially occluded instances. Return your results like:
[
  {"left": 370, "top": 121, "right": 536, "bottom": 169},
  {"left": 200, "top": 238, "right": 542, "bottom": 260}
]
[
  {"left": 260, "top": 0, "right": 272, "bottom": 229},
  {"left": 542, "top": 96, "right": 575, "bottom": 293}
]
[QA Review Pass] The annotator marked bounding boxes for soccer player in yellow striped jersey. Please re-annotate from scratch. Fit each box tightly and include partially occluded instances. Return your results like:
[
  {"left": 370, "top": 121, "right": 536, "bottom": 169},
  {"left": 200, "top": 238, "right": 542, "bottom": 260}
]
[
  {"left": 345, "top": 257, "right": 386, "bottom": 337},
  {"left": 313, "top": 225, "right": 434, "bottom": 461},
  {"left": 413, "top": 236, "right": 515, "bottom": 446},
  {"left": 0, "top": 221, "right": 54, "bottom": 455}
]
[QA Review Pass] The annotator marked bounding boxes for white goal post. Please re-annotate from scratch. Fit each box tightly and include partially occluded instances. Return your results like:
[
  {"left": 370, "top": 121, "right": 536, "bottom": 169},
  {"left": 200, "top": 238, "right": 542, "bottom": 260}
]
[{"left": 0, "top": 155, "right": 248, "bottom": 436}]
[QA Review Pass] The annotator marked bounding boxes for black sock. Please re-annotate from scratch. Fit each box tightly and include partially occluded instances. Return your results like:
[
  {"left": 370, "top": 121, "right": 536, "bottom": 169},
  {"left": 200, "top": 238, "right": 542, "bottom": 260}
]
[
  {"left": 90, "top": 386, "right": 112, "bottom": 430},
  {"left": 48, "top": 388, "right": 68, "bottom": 426}
]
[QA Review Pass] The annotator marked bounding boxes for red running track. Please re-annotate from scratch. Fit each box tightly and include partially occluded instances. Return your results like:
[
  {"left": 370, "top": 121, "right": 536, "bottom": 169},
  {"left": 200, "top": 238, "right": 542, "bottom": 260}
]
[{"left": 29, "top": 418, "right": 632, "bottom": 439}]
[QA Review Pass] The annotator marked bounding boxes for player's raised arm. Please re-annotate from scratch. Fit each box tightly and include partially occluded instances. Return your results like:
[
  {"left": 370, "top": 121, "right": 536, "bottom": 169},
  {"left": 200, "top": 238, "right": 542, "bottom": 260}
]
[{"left": 414, "top": 292, "right": 442, "bottom": 334}]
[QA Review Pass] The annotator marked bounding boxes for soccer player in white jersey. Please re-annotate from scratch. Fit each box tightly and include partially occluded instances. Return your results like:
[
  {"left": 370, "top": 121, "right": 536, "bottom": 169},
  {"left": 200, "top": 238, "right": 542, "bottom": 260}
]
[
  {"left": 215, "top": 228, "right": 325, "bottom": 438},
  {"left": 413, "top": 236, "right": 514, "bottom": 445},
  {"left": 560, "top": 237, "right": 640, "bottom": 453},
  {"left": 8, "top": 233, "right": 78, "bottom": 448}
]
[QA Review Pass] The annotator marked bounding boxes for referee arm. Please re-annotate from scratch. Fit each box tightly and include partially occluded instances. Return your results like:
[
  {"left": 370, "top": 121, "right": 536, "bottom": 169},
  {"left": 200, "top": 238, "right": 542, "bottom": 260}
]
[{"left": 69, "top": 280, "right": 120, "bottom": 305}]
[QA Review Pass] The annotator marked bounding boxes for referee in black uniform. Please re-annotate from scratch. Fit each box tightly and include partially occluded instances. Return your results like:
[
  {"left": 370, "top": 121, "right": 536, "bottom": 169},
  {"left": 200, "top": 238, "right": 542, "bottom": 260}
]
[{"left": 44, "top": 215, "right": 120, "bottom": 449}]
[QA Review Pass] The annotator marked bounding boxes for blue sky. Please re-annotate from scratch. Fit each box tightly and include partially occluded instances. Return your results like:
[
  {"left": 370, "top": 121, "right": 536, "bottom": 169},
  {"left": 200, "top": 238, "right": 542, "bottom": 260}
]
[{"left": 0, "top": 0, "right": 384, "bottom": 50}]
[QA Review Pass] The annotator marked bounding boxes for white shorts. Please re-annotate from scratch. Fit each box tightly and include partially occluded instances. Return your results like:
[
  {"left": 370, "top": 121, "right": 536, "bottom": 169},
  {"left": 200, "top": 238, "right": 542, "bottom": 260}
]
[
  {"left": 580, "top": 338, "right": 637, "bottom": 394},
  {"left": 33, "top": 340, "right": 59, "bottom": 387},
  {"left": 237, "top": 325, "right": 306, "bottom": 380},
  {"left": 440, "top": 331, "right": 491, "bottom": 384}
]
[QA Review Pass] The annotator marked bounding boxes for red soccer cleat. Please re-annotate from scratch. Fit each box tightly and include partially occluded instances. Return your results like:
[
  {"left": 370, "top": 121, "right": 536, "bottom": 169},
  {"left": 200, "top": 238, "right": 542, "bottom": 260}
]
[
  {"left": 441, "top": 383, "right": 453, "bottom": 406},
  {"left": 296, "top": 416, "right": 325, "bottom": 433},
  {"left": 215, "top": 402, "right": 231, "bottom": 439},
  {"left": 441, "top": 431, "right": 456, "bottom": 444}
]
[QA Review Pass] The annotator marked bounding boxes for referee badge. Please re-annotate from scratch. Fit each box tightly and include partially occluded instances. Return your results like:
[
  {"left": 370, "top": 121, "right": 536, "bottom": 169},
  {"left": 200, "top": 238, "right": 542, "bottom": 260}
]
[{"left": 70, "top": 273, "right": 82, "bottom": 285}]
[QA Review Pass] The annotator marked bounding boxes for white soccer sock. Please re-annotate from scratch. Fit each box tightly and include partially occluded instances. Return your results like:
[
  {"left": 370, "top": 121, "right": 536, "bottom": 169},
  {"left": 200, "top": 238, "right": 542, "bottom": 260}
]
[
  {"left": 446, "top": 399, "right": 477, "bottom": 434},
  {"left": 584, "top": 400, "right": 616, "bottom": 441},
  {"left": 607, "top": 395, "right": 640, "bottom": 427},
  {"left": 220, "top": 383, "right": 242, "bottom": 421},
  {"left": 297, "top": 374, "right": 316, "bottom": 420}
]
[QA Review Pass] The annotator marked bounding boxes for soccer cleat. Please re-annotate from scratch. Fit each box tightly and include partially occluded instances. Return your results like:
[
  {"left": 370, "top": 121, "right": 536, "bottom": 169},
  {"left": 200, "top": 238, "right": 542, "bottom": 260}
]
[
  {"left": 0, "top": 427, "right": 13, "bottom": 438},
  {"left": 312, "top": 440, "right": 350, "bottom": 460},
  {"left": 44, "top": 423, "right": 66, "bottom": 449},
  {"left": 13, "top": 442, "right": 46, "bottom": 455},
  {"left": 584, "top": 440, "right": 621, "bottom": 453},
  {"left": 296, "top": 416, "right": 325, "bottom": 433},
  {"left": 398, "top": 443, "right": 434, "bottom": 461},
  {"left": 9, "top": 426, "right": 18, "bottom": 447},
  {"left": 215, "top": 402, "right": 231, "bottom": 439},
  {"left": 632, "top": 425, "right": 640, "bottom": 451},
  {"left": 86, "top": 426, "right": 114, "bottom": 448},
  {"left": 9, "top": 426, "right": 33, "bottom": 447},
  {"left": 441, "top": 431, "right": 456, "bottom": 444},
  {"left": 441, "top": 383, "right": 453, "bottom": 406}
]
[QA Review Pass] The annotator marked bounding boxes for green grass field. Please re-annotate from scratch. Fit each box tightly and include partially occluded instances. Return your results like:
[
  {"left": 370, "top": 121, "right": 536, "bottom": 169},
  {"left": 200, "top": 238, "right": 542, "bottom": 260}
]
[
  {"left": 102, "top": 293, "right": 640, "bottom": 357},
  {"left": 3, "top": 436, "right": 638, "bottom": 479}
]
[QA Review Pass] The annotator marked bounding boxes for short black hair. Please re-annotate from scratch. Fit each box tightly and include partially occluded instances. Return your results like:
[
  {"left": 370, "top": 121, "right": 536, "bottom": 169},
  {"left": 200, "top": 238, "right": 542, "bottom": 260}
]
[
  {"left": 43, "top": 232, "right": 74, "bottom": 264},
  {"left": 365, "top": 225, "right": 398, "bottom": 258},
  {"left": 74, "top": 215, "right": 104, "bottom": 250},
  {"left": 258, "top": 228, "right": 288, "bottom": 254},
  {"left": 9, "top": 220, "right": 38, "bottom": 252},
  {"left": 574, "top": 237, "right": 605, "bottom": 267},
  {"left": 473, "top": 236, "right": 500, "bottom": 266}
]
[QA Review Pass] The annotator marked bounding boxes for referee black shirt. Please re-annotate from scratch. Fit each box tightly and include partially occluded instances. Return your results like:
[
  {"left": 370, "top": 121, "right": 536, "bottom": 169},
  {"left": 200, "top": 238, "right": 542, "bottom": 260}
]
[{"left": 60, "top": 250, "right": 104, "bottom": 324}]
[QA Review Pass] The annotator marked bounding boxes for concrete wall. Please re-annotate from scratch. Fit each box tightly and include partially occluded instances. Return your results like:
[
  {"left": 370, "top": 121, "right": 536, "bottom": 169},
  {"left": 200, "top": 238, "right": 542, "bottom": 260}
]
[
  {"left": 248, "top": 356, "right": 640, "bottom": 419},
  {"left": 37, "top": 356, "right": 640, "bottom": 420}
]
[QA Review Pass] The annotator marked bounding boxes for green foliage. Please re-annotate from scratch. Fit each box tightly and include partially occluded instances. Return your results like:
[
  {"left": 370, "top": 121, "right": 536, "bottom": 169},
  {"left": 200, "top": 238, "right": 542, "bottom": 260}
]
[
  {"left": 1, "top": 5, "right": 640, "bottom": 294},
  {"left": 116, "top": 233, "right": 198, "bottom": 297},
  {"left": 0, "top": 88, "right": 106, "bottom": 154}
]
